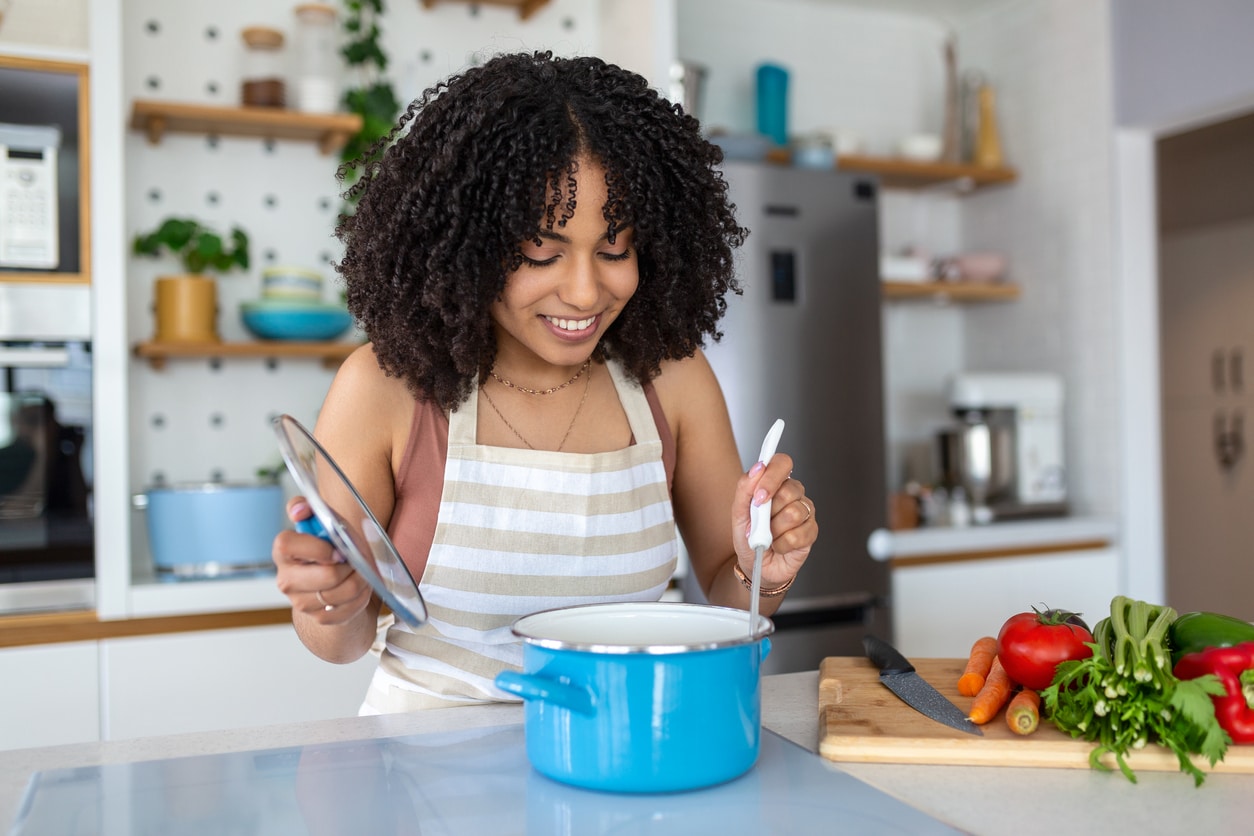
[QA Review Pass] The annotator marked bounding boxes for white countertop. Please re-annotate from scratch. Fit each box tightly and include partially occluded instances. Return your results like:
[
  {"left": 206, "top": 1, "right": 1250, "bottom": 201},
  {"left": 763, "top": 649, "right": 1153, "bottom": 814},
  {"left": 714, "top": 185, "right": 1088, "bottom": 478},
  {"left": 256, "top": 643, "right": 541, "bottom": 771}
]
[
  {"left": 867, "top": 514, "right": 1119, "bottom": 562},
  {"left": 2, "top": 669, "right": 1248, "bottom": 835}
]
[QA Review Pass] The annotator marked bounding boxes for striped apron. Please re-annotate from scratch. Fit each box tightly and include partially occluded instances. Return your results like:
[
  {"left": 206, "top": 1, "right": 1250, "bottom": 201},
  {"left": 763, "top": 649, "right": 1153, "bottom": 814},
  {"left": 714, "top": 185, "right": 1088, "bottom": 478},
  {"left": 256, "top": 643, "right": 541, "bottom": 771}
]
[{"left": 360, "top": 358, "right": 678, "bottom": 713}]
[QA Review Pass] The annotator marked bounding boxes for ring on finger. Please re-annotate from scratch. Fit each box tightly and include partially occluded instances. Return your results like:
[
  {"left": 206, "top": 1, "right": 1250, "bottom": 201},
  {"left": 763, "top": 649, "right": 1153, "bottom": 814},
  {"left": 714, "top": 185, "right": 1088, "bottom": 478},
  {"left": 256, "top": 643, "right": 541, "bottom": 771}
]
[
  {"left": 798, "top": 499, "right": 813, "bottom": 523},
  {"left": 315, "top": 589, "right": 336, "bottom": 612}
]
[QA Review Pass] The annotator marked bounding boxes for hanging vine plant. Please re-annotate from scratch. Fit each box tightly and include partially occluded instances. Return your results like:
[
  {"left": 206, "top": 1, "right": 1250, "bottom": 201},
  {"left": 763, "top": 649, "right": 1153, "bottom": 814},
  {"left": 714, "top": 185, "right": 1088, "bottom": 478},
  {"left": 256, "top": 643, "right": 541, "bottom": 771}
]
[{"left": 340, "top": 0, "right": 401, "bottom": 168}]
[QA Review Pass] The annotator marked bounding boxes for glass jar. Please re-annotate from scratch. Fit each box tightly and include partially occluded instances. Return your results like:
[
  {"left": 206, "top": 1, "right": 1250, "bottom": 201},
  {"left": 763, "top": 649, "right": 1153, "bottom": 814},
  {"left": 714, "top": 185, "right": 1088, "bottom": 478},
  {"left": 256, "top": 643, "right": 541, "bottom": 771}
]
[
  {"left": 292, "top": 3, "right": 340, "bottom": 113},
  {"left": 240, "top": 26, "right": 286, "bottom": 108}
]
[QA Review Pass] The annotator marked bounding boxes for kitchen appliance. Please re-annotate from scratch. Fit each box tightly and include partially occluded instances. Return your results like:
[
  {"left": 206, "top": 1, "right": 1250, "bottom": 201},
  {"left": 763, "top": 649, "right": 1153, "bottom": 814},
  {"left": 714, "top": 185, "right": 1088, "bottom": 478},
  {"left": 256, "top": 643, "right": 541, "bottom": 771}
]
[
  {"left": 701, "top": 161, "right": 890, "bottom": 674},
  {"left": 939, "top": 372, "right": 1068, "bottom": 520},
  {"left": 0, "top": 123, "right": 60, "bottom": 270},
  {"left": 862, "top": 635, "right": 981, "bottom": 736},
  {"left": 495, "top": 602, "right": 773, "bottom": 793},
  {"left": 0, "top": 285, "right": 93, "bottom": 613}
]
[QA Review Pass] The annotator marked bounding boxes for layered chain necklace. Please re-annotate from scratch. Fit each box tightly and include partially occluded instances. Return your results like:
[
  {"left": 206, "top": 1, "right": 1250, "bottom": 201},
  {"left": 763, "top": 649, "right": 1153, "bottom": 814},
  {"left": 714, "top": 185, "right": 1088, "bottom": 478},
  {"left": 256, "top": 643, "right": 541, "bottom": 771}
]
[{"left": 481, "top": 361, "right": 593, "bottom": 452}]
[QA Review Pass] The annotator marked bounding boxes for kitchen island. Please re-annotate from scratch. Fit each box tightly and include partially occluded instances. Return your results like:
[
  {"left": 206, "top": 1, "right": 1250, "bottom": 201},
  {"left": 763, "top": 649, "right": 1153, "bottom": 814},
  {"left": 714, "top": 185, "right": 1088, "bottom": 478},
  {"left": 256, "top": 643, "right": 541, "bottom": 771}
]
[{"left": 1, "top": 670, "right": 1248, "bottom": 835}]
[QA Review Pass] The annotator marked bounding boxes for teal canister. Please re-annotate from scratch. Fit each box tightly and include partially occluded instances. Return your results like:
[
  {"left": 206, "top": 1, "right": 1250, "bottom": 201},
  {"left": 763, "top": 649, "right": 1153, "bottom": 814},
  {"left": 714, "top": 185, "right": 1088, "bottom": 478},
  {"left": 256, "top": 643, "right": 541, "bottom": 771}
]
[{"left": 755, "top": 63, "right": 789, "bottom": 146}]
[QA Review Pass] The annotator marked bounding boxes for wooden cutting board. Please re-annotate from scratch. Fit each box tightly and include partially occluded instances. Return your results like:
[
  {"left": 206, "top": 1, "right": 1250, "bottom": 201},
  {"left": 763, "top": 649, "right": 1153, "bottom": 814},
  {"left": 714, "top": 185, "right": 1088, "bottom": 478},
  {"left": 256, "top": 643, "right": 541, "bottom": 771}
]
[{"left": 818, "top": 656, "right": 1254, "bottom": 774}]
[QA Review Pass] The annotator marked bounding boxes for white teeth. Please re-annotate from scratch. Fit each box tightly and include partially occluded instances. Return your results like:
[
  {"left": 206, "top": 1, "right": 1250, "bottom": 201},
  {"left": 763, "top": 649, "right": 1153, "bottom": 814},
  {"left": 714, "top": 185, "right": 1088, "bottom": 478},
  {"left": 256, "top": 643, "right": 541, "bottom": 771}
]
[{"left": 546, "top": 316, "right": 595, "bottom": 331}]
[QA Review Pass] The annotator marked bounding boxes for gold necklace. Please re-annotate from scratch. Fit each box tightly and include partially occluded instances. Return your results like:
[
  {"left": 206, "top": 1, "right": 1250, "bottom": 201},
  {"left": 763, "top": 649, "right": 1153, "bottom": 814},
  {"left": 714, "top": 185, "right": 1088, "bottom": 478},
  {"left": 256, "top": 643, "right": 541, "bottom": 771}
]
[
  {"left": 489, "top": 359, "right": 590, "bottom": 396},
  {"left": 481, "top": 365, "right": 592, "bottom": 451}
]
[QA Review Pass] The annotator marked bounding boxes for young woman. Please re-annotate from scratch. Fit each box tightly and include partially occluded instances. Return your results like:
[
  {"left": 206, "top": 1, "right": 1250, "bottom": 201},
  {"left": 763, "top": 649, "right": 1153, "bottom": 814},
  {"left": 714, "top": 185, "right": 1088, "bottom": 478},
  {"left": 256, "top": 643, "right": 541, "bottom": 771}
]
[{"left": 271, "top": 51, "right": 818, "bottom": 713}]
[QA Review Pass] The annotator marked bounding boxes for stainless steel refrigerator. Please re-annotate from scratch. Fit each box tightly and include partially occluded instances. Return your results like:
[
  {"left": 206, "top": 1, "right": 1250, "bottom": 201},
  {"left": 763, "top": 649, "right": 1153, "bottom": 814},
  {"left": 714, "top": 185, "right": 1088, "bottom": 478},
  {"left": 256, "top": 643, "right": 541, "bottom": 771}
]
[{"left": 684, "top": 161, "right": 890, "bottom": 675}]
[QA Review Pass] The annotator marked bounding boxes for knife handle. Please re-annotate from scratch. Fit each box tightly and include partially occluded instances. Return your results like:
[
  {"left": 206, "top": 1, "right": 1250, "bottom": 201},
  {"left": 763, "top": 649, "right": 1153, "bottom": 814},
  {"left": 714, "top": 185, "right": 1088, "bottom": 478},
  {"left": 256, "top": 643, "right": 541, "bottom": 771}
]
[{"left": 863, "top": 634, "right": 916, "bottom": 675}]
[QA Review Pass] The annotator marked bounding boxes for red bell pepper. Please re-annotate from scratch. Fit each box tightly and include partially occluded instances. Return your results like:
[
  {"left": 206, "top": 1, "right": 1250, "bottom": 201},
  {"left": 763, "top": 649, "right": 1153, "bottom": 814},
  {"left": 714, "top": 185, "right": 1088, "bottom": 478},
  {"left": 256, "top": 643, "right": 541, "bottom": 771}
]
[{"left": 1173, "top": 641, "right": 1254, "bottom": 744}]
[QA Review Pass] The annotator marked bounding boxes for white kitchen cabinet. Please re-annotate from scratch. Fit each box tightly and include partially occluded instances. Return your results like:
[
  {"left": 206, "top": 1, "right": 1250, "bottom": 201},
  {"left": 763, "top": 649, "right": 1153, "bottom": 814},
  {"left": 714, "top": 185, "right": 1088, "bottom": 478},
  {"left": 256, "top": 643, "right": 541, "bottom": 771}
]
[
  {"left": 101, "top": 624, "right": 376, "bottom": 741},
  {"left": 0, "top": 642, "right": 100, "bottom": 751},
  {"left": 891, "top": 547, "right": 1118, "bottom": 659}
]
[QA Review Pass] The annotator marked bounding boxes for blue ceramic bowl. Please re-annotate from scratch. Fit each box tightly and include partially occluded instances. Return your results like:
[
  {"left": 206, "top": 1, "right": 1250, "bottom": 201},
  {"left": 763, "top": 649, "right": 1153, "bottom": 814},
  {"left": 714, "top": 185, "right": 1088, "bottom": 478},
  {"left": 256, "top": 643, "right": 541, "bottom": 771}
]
[{"left": 240, "top": 300, "right": 354, "bottom": 341}]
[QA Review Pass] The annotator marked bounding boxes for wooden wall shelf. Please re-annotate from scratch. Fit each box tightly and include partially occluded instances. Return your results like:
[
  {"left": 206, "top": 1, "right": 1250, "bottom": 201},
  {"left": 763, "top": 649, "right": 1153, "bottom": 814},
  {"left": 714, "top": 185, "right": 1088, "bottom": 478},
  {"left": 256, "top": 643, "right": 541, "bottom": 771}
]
[
  {"left": 130, "top": 100, "right": 362, "bottom": 155},
  {"left": 420, "top": 0, "right": 551, "bottom": 20},
  {"left": 882, "top": 281, "right": 1021, "bottom": 301},
  {"left": 134, "top": 340, "right": 362, "bottom": 369},
  {"left": 837, "top": 154, "right": 1017, "bottom": 190}
]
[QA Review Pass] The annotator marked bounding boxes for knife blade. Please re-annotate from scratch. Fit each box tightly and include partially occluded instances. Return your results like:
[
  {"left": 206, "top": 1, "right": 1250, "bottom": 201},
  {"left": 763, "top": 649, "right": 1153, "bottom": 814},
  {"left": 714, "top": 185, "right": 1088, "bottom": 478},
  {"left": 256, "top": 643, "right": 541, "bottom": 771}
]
[{"left": 862, "top": 634, "right": 983, "bottom": 737}]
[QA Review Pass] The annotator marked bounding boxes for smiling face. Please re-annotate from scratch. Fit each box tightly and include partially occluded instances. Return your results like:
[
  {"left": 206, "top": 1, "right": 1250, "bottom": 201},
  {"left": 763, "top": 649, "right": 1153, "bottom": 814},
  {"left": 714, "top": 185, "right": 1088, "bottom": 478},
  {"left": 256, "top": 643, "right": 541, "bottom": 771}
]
[{"left": 489, "top": 156, "right": 638, "bottom": 381}]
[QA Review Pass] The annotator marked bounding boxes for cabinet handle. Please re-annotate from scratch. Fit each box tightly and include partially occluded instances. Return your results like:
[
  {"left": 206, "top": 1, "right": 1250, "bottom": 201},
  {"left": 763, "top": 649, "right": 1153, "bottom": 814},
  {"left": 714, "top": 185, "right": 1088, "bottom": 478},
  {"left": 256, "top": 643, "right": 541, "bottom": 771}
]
[{"left": 1214, "top": 409, "right": 1244, "bottom": 471}]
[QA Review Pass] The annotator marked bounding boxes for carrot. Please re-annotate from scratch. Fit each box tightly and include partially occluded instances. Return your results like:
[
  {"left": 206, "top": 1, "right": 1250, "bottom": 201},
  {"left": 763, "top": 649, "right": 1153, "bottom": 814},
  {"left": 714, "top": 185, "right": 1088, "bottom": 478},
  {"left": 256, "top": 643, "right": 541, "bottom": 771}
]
[
  {"left": 1006, "top": 688, "right": 1041, "bottom": 735},
  {"left": 967, "top": 657, "right": 1014, "bottom": 724},
  {"left": 957, "top": 636, "right": 998, "bottom": 696}
]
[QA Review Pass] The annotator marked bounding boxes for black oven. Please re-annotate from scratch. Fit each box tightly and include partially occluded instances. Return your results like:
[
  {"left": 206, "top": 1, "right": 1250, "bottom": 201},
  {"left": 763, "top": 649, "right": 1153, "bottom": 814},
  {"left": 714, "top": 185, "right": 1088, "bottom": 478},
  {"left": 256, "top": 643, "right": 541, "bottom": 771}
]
[{"left": 0, "top": 283, "right": 93, "bottom": 613}]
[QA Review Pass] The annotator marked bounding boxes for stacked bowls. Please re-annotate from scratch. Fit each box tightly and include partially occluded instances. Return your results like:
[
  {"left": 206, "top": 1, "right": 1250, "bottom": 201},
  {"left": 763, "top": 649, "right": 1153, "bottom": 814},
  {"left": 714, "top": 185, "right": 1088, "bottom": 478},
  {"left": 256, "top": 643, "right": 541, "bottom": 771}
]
[{"left": 240, "top": 267, "right": 354, "bottom": 341}]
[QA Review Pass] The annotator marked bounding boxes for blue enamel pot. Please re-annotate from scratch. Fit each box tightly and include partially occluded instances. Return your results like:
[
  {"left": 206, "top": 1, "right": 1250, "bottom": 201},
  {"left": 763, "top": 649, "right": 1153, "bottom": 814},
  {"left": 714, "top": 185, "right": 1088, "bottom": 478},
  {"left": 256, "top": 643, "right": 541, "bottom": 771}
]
[{"left": 494, "top": 602, "right": 773, "bottom": 793}]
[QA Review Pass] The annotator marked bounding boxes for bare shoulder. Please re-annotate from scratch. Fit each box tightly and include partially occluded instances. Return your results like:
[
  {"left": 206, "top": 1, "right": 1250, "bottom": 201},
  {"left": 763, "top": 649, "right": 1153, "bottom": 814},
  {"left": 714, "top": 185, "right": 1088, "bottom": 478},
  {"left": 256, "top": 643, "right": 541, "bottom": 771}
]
[
  {"left": 650, "top": 348, "right": 731, "bottom": 436},
  {"left": 316, "top": 344, "right": 414, "bottom": 453}
]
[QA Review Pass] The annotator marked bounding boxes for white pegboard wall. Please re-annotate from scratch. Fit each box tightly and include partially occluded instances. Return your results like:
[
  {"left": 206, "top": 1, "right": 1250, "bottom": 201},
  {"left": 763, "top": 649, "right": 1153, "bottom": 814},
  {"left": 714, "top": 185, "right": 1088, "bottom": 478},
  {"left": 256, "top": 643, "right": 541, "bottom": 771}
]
[{"left": 120, "top": 0, "right": 604, "bottom": 575}]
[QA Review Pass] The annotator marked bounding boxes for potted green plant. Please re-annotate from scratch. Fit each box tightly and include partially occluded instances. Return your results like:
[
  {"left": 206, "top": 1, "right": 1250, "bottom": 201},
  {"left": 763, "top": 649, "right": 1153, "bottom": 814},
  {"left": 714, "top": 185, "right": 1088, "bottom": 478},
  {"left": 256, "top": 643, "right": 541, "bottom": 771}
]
[{"left": 132, "top": 217, "right": 250, "bottom": 344}]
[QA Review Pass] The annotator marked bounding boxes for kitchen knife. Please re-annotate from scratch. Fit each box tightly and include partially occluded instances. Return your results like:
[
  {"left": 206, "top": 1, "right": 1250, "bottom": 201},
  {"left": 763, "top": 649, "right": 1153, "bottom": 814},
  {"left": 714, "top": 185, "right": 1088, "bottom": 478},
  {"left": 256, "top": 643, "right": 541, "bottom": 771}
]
[
  {"left": 747, "top": 419, "right": 785, "bottom": 636},
  {"left": 863, "top": 634, "right": 983, "bottom": 737}
]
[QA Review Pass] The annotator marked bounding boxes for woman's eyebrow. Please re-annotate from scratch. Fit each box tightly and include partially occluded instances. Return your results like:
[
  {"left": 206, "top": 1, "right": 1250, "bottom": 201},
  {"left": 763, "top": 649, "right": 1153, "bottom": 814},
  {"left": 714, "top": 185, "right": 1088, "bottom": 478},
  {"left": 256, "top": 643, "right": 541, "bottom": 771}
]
[{"left": 533, "top": 228, "right": 624, "bottom": 245}]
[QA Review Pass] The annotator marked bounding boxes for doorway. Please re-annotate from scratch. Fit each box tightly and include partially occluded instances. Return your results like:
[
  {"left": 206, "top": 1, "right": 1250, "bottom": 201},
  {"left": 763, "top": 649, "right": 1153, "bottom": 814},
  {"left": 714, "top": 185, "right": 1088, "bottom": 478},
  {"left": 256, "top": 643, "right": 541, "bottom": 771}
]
[{"left": 1156, "top": 111, "right": 1254, "bottom": 620}]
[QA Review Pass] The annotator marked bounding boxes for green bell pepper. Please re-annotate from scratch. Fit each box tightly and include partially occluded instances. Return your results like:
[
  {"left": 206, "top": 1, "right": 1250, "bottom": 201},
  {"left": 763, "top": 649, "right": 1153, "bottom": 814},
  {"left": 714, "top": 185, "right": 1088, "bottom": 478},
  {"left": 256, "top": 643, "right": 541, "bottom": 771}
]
[{"left": 1168, "top": 611, "right": 1254, "bottom": 666}]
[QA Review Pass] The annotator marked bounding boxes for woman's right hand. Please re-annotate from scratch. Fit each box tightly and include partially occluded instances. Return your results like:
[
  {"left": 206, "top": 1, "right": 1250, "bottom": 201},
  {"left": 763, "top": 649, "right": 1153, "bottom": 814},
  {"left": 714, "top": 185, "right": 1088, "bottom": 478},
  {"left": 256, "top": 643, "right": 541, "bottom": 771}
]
[{"left": 272, "top": 496, "right": 374, "bottom": 624}]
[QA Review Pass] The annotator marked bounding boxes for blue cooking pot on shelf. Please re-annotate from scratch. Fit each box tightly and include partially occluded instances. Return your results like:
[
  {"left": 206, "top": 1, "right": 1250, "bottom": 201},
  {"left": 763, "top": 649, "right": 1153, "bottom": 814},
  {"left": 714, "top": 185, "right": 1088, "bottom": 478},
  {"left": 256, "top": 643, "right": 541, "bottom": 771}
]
[{"left": 495, "top": 601, "right": 773, "bottom": 793}]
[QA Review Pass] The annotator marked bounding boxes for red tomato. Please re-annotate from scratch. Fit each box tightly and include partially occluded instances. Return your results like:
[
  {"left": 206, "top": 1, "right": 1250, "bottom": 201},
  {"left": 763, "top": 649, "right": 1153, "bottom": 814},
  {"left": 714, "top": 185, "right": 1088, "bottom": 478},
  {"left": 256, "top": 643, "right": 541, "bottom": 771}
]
[{"left": 996, "top": 608, "right": 1095, "bottom": 691}]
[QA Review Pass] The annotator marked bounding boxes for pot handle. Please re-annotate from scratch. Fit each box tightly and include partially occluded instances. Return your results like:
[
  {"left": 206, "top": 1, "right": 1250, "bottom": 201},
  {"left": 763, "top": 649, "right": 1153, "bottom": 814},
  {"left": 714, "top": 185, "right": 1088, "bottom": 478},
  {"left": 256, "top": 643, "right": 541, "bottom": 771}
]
[{"left": 494, "top": 671, "right": 597, "bottom": 716}]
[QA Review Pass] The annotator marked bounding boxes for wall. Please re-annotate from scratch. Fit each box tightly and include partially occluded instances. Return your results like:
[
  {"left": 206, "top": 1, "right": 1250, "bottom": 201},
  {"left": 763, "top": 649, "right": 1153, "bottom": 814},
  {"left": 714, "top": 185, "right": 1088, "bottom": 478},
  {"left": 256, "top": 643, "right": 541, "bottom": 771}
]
[
  {"left": 119, "top": 0, "right": 603, "bottom": 582},
  {"left": 678, "top": 0, "right": 1120, "bottom": 518},
  {"left": 0, "top": 0, "right": 87, "bottom": 52},
  {"left": 677, "top": 0, "right": 968, "bottom": 490},
  {"left": 953, "top": 0, "right": 1117, "bottom": 517},
  {"left": 1111, "top": 0, "right": 1254, "bottom": 130}
]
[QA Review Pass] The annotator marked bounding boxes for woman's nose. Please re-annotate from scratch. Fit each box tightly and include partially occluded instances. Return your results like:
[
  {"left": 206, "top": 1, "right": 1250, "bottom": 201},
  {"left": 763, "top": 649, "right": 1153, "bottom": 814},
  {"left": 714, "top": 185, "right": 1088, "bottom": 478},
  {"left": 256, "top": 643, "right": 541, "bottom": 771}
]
[{"left": 557, "top": 257, "right": 601, "bottom": 308}]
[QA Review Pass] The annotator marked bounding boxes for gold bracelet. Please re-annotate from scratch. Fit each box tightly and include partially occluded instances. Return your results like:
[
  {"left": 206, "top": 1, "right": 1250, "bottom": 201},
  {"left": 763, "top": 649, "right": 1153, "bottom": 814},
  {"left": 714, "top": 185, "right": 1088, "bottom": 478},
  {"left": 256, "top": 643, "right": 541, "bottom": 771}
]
[{"left": 733, "top": 562, "right": 795, "bottom": 598}]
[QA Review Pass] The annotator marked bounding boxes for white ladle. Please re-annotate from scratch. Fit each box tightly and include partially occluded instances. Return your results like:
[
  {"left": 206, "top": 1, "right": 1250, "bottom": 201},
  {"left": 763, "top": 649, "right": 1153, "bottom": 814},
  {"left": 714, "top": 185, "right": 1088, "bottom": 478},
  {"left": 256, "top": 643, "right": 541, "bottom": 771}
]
[{"left": 747, "top": 419, "right": 785, "bottom": 637}]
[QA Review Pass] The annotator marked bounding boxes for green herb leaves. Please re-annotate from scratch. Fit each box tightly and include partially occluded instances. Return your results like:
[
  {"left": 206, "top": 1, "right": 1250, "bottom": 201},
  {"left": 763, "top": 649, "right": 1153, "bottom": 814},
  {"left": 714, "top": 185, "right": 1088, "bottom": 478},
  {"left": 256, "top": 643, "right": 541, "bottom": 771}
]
[{"left": 1041, "top": 595, "right": 1231, "bottom": 786}]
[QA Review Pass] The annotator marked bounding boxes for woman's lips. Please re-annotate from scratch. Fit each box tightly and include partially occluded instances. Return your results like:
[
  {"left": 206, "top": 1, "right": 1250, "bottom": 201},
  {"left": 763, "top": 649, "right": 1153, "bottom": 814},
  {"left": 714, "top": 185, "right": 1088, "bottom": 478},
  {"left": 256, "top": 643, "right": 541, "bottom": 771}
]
[{"left": 542, "top": 314, "right": 598, "bottom": 340}]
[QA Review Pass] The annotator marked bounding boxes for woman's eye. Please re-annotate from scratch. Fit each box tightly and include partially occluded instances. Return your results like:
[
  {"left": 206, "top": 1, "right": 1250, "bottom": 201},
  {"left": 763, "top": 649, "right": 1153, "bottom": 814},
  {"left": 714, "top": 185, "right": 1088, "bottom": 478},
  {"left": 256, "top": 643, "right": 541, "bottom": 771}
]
[
  {"left": 601, "top": 249, "right": 632, "bottom": 262},
  {"left": 520, "top": 253, "right": 558, "bottom": 267}
]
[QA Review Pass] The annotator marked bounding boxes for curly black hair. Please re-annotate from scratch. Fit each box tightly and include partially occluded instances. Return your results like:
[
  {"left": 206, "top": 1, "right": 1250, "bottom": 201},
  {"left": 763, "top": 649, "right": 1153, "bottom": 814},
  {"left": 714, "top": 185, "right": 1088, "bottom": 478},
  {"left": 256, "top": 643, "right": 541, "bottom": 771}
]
[{"left": 336, "top": 50, "right": 748, "bottom": 410}]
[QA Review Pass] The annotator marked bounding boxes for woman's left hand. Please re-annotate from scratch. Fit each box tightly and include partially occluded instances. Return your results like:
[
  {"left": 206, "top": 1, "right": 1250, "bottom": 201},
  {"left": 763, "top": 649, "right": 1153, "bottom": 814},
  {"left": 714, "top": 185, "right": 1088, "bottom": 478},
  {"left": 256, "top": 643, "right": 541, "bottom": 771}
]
[{"left": 731, "top": 453, "right": 816, "bottom": 590}]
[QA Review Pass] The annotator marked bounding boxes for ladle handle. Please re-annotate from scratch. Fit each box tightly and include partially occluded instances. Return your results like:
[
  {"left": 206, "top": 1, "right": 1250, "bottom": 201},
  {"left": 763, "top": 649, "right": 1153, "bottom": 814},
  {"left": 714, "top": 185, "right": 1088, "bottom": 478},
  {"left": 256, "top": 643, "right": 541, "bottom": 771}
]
[{"left": 747, "top": 419, "right": 785, "bottom": 551}]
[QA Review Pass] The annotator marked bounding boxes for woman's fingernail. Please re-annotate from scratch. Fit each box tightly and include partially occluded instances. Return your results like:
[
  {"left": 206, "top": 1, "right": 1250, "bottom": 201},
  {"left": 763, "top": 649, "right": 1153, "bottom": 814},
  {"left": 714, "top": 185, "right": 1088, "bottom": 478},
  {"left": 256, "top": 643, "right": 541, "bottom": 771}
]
[
  {"left": 290, "top": 500, "right": 310, "bottom": 519},
  {"left": 748, "top": 461, "right": 765, "bottom": 477},
  {"left": 753, "top": 488, "right": 769, "bottom": 506}
]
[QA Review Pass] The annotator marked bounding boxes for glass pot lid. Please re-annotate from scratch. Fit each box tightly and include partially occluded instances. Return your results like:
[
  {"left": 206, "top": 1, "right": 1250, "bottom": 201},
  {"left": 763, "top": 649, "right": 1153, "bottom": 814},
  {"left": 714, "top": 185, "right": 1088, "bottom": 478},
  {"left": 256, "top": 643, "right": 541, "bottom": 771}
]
[{"left": 272, "top": 414, "right": 427, "bottom": 627}]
